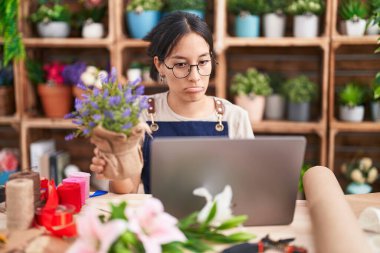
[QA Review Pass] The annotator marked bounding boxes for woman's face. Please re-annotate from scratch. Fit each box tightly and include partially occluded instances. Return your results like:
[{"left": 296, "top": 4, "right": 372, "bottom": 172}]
[{"left": 155, "top": 32, "right": 212, "bottom": 103}]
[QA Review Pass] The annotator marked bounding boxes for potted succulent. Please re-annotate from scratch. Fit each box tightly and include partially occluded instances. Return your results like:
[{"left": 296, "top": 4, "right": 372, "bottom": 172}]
[
  {"left": 230, "top": 68, "right": 272, "bottom": 122},
  {"left": 263, "top": 0, "right": 290, "bottom": 38},
  {"left": 370, "top": 77, "right": 380, "bottom": 121},
  {"left": 30, "top": 0, "right": 71, "bottom": 38},
  {"left": 366, "top": 0, "right": 380, "bottom": 35},
  {"left": 282, "top": 75, "right": 318, "bottom": 121},
  {"left": 126, "top": 0, "right": 163, "bottom": 39},
  {"left": 27, "top": 60, "right": 72, "bottom": 118},
  {"left": 341, "top": 157, "right": 378, "bottom": 194},
  {"left": 0, "top": 62, "right": 15, "bottom": 116},
  {"left": 265, "top": 73, "right": 286, "bottom": 120},
  {"left": 339, "top": 0, "right": 369, "bottom": 37},
  {"left": 164, "top": 0, "right": 206, "bottom": 19},
  {"left": 76, "top": 0, "right": 107, "bottom": 38},
  {"left": 338, "top": 82, "right": 367, "bottom": 122},
  {"left": 228, "top": 0, "right": 266, "bottom": 38},
  {"left": 287, "top": 0, "right": 325, "bottom": 38}
]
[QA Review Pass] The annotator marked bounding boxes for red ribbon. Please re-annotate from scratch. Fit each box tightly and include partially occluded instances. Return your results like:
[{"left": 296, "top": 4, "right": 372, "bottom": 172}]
[
  {"left": 35, "top": 180, "right": 77, "bottom": 237},
  {"left": 57, "top": 183, "right": 82, "bottom": 213}
]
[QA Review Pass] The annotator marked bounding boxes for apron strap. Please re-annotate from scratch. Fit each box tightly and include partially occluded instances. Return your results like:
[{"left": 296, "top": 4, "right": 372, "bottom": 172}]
[{"left": 147, "top": 97, "right": 225, "bottom": 132}]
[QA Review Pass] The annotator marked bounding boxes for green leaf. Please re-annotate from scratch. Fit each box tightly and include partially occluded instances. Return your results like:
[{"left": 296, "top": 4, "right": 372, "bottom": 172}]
[
  {"left": 183, "top": 238, "right": 213, "bottom": 252},
  {"left": 178, "top": 212, "right": 198, "bottom": 229},
  {"left": 110, "top": 202, "right": 127, "bottom": 220},
  {"left": 226, "top": 232, "right": 256, "bottom": 242},
  {"left": 162, "top": 242, "right": 184, "bottom": 253},
  {"left": 201, "top": 201, "right": 217, "bottom": 228},
  {"left": 216, "top": 215, "right": 248, "bottom": 230}
]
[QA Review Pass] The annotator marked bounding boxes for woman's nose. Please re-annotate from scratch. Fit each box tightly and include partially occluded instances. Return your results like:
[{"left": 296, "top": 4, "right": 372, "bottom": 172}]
[{"left": 187, "top": 65, "right": 201, "bottom": 81}]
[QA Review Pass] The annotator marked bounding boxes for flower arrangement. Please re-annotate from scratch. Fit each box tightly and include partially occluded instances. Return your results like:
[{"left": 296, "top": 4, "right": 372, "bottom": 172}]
[
  {"left": 30, "top": 0, "right": 71, "bottom": 24},
  {"left": 43, "top": 62, "right": 66, "bottom": 86},
  {"left": 126, "top": 0, "right": 164, "bottom": 12},
  {"left": 286, "top": 0, "right": 325, "bottom": 16},
  {"left": 80, "top": 66, "right": 108, "bottom": 89},
  {"left": 0, "top": 149, "right": 18, "bottom": 173},
  {"left": 64, "top": 68, "right": 148, "bottom": 140},
  {"left": 68, "top": 185, "right": 254, "bottom": 253},
  {"left": 62, "top": 61, "right": 87, "bottom": 86},
  {"left": 230, "top": 68, "right": 272, "bottom": 97},
  {"left": 341, "top": 157, "right": 378, "bottom": 185}
]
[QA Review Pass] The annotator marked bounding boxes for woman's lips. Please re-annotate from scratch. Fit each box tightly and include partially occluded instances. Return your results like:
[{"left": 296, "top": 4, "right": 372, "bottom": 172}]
[{"left": 185, "top": 87, "right": 204, "bottom": 93}]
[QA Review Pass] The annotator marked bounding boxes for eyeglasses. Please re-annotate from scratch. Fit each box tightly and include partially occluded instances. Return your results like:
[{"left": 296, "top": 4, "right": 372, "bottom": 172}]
[{"left": 162, "top": 59, "right": 213, "bottom": 79}]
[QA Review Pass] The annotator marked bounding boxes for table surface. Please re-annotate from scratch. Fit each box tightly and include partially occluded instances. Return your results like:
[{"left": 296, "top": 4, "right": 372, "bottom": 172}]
[{"left": 1, "top": 192, "right": 380, "bottom": 253}]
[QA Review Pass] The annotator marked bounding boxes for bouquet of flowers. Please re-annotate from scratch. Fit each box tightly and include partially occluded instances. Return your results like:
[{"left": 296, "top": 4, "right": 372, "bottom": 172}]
[
  {"left": 65, "top": 67, "right": 151, "bottom": 180},
  {"left": 68, "top": 185, "right": 255, "bottom": 253},
  {"left": 43, "top": 62, "right": 66, "bottom": 86},
  {"left": 341, "top": 157, "right": 379, "bottom": 185}
]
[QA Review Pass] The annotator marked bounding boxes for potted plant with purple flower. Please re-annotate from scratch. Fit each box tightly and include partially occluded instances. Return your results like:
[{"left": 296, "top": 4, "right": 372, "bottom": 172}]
[
  {"left": 65, "top": 68, "right": 151, "bottom": 180},
  {"left": 62, "top": 61, "right": 87, "bottom": 99}
]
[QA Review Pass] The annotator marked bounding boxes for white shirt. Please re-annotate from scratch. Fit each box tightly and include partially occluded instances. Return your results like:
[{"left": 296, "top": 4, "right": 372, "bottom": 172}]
[{"left": 141, "top": 92, "right": 254, "bottom": 138}]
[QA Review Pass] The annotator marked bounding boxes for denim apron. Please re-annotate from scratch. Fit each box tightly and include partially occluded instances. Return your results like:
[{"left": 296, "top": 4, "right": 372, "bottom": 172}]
[{"left": 141, "top": 98, "right": 229, "bottom": 193}]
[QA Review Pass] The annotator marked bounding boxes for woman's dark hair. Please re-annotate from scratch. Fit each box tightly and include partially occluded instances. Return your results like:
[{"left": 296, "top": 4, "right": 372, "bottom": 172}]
[{"left": 143, "top": 11, "right": 215, "bottom": 81}]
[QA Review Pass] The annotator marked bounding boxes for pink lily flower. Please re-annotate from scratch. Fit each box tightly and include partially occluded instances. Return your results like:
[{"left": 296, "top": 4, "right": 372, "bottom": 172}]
[
  {"left": 126, "top": 198, "right": 187, "bottom": 253},
  {"left": 68, "top": 207, "right": 128, "bottom": 253}
]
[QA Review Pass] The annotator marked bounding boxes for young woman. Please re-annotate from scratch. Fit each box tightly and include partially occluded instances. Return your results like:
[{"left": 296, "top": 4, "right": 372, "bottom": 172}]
[{"left": 90, "top": 11, "right": 254, "bottom": 194}]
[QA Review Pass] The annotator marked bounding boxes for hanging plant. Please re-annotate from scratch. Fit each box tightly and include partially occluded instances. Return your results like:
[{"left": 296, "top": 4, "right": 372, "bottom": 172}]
[{"left": 0, "top": 0, "right": 25, "bottom": 66}]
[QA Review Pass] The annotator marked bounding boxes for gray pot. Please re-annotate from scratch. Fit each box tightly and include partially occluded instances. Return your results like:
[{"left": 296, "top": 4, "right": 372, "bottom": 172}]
[
  {"left": 287, "top": 102, "right": 310, "bottom": 122},
  {"left": 265, "top": 94, "right": 285, "bottom": 120},
  {"left": 37, "top": 21, "right": 70, "bottom": 38},
  {"left": 371, "top": 101, "right": 380, "bottom": 122},
  {"left": 339, "top": 105, "right": 364, "bottom": 122}
]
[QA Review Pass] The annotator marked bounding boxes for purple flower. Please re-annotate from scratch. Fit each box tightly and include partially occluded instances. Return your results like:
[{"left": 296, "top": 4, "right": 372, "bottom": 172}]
[
  {"left": 89, "top": 122, "right": 96, "bottom": 128},
  {"left": 139, "top": 96, "right": 149, "bottom": 110},
  {"left": 75, "top": 98, "right": 83, "bottom": 111},
  {"left": 64, "top": 112, "right": 75, "bottom": 119},
  {"left": 99, "top": 71, "right": 108, "bottom": 84},
  {"left": 103, "top": 89, "right": 109, "bottom": 99},
  {"left": 104, "top": 110, "right": 114, "bottom": 119},
  {"left": 135, "top": 85, "right": 144, "bottom": 96},
  {"left": 93, "top": 88, "right": 100, "bottom": 97},
  {"left": 110, "top": 67, "right": 117, "bottom": 83},
  {"left": 109, "top": 96, "right": 121, "bottom": 106},
  {"left": 83, "top": 128, "right": 90, "bottom": 135},
  {"left": 65, "top": 133, "right": 76, "bottom": 141},
  {"left": 93, "top": 114, "right": 102, "bottom": 121},
  {"left": 90, "top": 101, "right": 99, "bottom": 110},
  {"left": 131, "top": 77, "right": 141, "bottom": 86},
  {"left": 81, "top": 110, "right": 90, "bottom": 117},
  {"left": 122, "top": 123, "right": 133, "bottom": 130},
  {"left": 124, "top": 88, "right": 134, "bottom": 103},
  {"left": 122, "top": 108, "right": 131, "bottom": 117},
  {"left": 62, "top": 62, "right": 87, "bottom": 85},
  {"left": 77, "top": 82, "right": 87, "bottom": 91},
  {"left": 73, "top": 119, "right": 83, "bottom": 125}
]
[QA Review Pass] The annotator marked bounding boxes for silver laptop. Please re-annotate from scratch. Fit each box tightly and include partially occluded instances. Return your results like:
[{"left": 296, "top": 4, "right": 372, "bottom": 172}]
[{"left": 150, "top": 136, "right": 306, "bottom": 226}]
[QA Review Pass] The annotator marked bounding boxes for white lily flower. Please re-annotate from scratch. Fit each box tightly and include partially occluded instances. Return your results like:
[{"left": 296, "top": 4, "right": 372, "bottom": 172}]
[{"left": 193, "top": 185, "right": 233, "bottom": 227}]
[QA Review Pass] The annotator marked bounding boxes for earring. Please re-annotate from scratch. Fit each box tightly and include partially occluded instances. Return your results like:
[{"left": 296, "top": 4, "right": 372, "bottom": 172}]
[{"left": 159, "top": 74, "right": 165, "bottom": 84}]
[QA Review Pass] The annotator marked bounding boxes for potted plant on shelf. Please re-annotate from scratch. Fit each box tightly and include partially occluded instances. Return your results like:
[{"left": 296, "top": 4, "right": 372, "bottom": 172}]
[
  {"left": 62, "top": 61, "right": 87, "bottom": 99},
  {"left": 76, "top": 0, "right": 107, "bottom": 38},
  {"left": 126, "top": 61, "right": 142, "bottom": 83},
  {"left": 366, "top": 0, "right": 380, "bottom": 35},
  {"left": 27, "top": 60, "right": 72, "bottom": 118},
  {"left": 265, "top": 72, "right": 286, "bottom": 120},
  {"left": 262, "top": 0, "right": 290, "bottom": 38},
  {"left": 338, "top": 82, "right": 367, "bottom": 122},
  {"left": 282, "top": 75, "right": 318, "bottom": 122},
  {"left": 126, "top": 0, "right": 163, "bottom": 39},
  {"left": 30, "top": 0, "right": 71, "bottom": 38},
  {"left": 370, "top": 77, "right": 380, "bottom": 121},
  {"left": 341, "top": 157, "right": 378, "bottom": 194},
  {"left": 286, "top": 0, "right": 325, "bottom": 38},
  {"left": 227, "top": 0, "right": 266, "bottom": 38},
  {"left": 339, "top": 0, "right": 369, "bottom": 37},
  {"left": 230, "top": 68, "right": 272, "bottom": 122},
  {"left": 164, "top": 0, "right": 207, "bottom": 19},
  {"left": 0, "top": 62, "right": 15, "bottom": 116}
]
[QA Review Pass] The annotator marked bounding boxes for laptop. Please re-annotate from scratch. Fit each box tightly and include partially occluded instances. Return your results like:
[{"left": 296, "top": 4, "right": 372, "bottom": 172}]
[{"left": 150, "top": 136, "right": 306, "bottom": 226}]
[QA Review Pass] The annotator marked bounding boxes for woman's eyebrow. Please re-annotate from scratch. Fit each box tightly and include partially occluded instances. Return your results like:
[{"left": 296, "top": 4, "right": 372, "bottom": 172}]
[{"left": 169, "top": 53, "right": 210, "bottom": 60}]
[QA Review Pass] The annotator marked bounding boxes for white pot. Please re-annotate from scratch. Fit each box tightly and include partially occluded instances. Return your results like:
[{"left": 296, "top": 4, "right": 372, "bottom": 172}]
[
  {"left": 366, "top": 20, "right": 380, "bottom": 35},
  {"left": 37, "top": 21, "right": 70, "bottom": 38},
  {"left": 127, "top": 68, "right": 142, "bottom": 83},
  {"left": 235, "top": 94, "right": 266, "bottom": 122},
  {"left": 371, "top": 101, "right": 380, "bottom": 122},
  {"left": 263, "top": 13, "right": 286, "bottom": 38},
  {"left": 82, "top": 22, "right": 104, "bottom": 38},
  {"left": 294, "top": 14, "right": 319, "bottom": 38},
  {"left": 346, "top": 19, "right": 366, "bottom": 37},
  {"left": 339, "top": 105, "right": 365, "bottom": 122},
  {"left": 265, "top": 94, "right": 286, "bottom": 120},
  {"left": 142, "top": 70, "right": 154, "bottom": 83}
]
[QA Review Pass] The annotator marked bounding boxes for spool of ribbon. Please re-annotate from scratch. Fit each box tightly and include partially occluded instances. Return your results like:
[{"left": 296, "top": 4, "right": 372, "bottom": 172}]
[
  {"left": 68, "top": 171, "right": 90, "bottom": 199},
  {"left": 40, "top": 178, "right": 49, "bottom": 204},
  {"left": 57, "top": 183, "right": 82, "bottom": 213},
  {"left": 6, "top": 178, "right": 34, "bottom": 230},
  {"left": 62, "top": 177, "right": 86, "bottom": 205},
  {"left": 35, "top": 180, "right": 77, "bottom": 237},
  {"left": 9, "top": 171, "right": 40, "bottom": 208}
]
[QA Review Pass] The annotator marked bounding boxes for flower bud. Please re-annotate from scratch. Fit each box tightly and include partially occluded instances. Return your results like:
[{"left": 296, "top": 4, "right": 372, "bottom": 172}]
[
  {"left": 351, "top": 169, "right": 365, "bottom": 184},
  {"left": 367, "top": 168, "right": 378, "bottom": 184},
  {"left": 359, "top": 157, "right": 373, "bottom": 171}
]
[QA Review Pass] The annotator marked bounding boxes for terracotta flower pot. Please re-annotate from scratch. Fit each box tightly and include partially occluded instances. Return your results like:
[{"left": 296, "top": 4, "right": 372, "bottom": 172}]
[
  {"left": 38, "top": 84, "right": 72, "bottom": 118},
  {"left": 0, "top": 86, "right": 15, "bottom": 116}
]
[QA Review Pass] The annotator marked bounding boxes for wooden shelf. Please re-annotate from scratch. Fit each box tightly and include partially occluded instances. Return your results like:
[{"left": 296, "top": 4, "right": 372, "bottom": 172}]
[
  {"left": 253, "top": 120, "right": 324, "bottom": 134},
  {"left": 23, "top": 38, "right": 113, "bottom": 48},
  {"left": 225, "top": 37, "right": 329, "bottom": 48},
  {"left": 330, "top": 120, "right": 380, "bottom": 132},
  {"left": 331, "top": 35, "right": 378, "bottom": 47},
  {"left": 118, "top": 39, "right": 150, "bottom": 48},
  {"left": 23, "top": 117, "right": 76, "bottom": 129},
  {"left": 0, "top": 115, "right": 20, "bottom": 125}
]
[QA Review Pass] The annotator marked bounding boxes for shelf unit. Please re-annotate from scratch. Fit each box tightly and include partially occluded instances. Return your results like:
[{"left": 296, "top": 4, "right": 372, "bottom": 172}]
[
  {"left": 5, "top": 0, "right": 377, "bottom": 186},
  {"left": 328, "top": 0, "right": 380, "bottom": 189}
]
